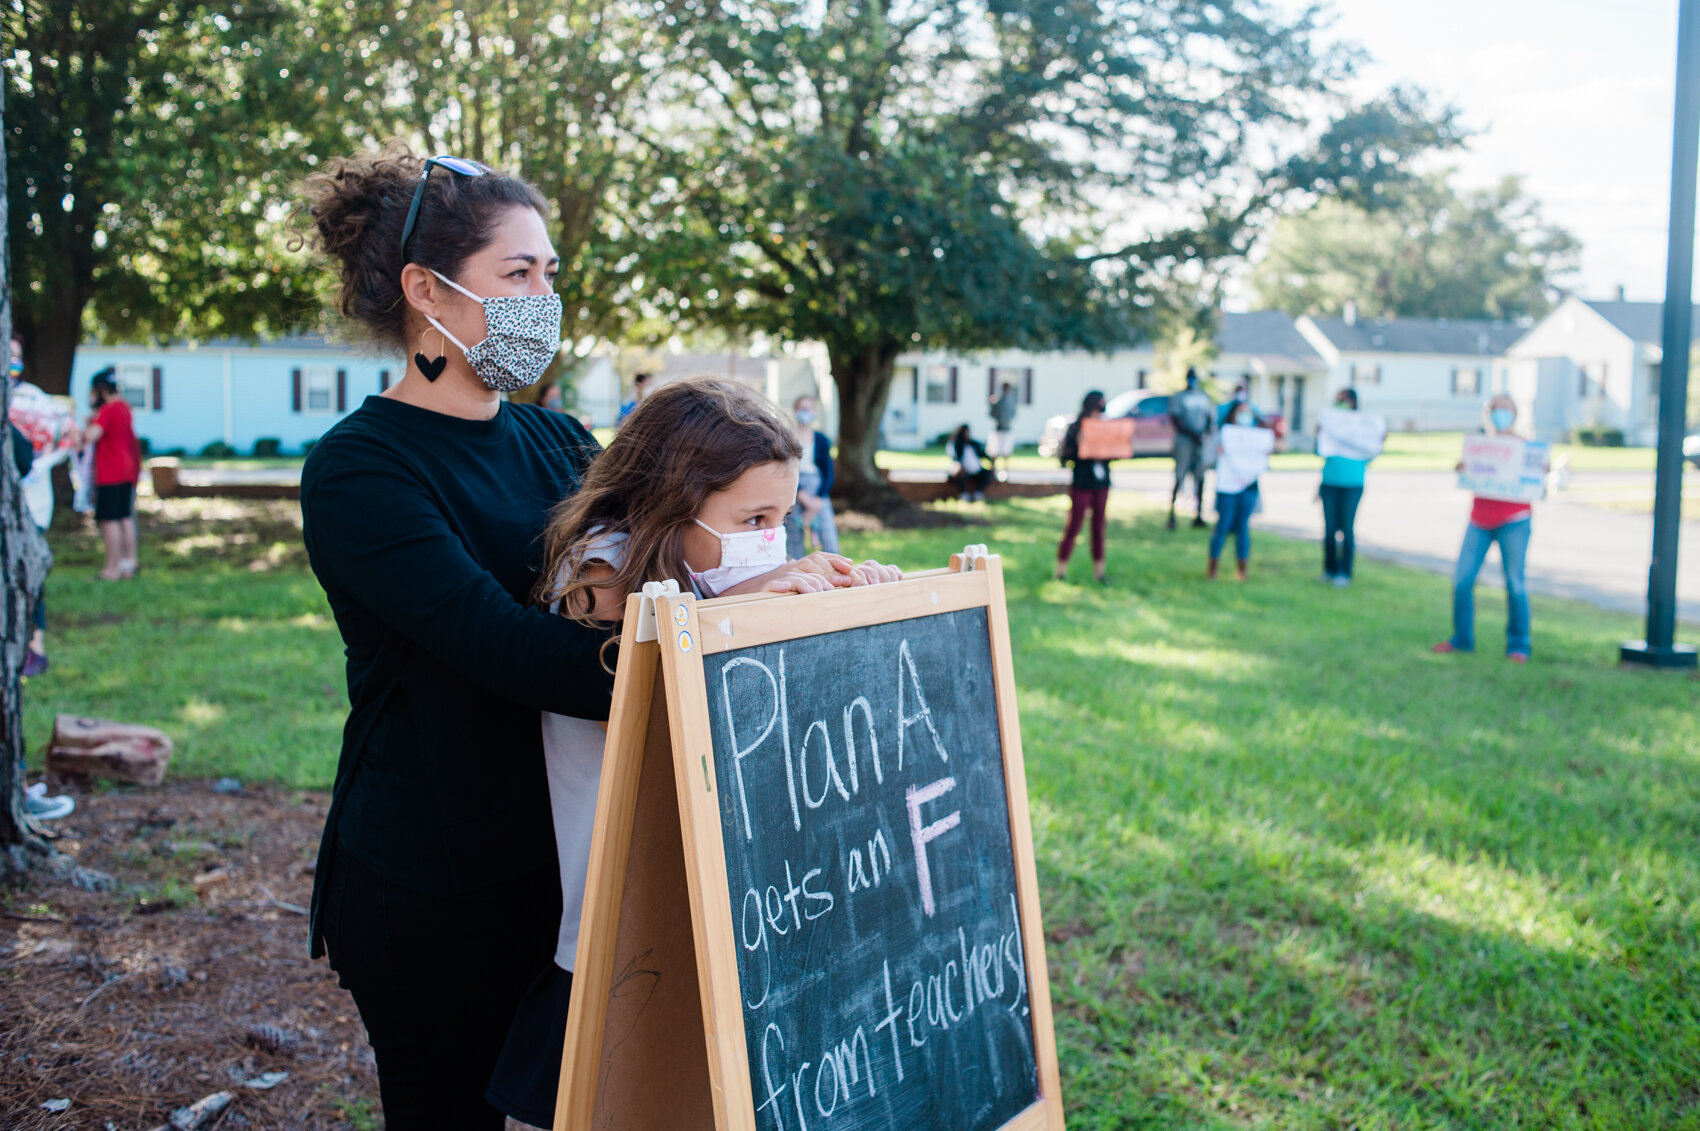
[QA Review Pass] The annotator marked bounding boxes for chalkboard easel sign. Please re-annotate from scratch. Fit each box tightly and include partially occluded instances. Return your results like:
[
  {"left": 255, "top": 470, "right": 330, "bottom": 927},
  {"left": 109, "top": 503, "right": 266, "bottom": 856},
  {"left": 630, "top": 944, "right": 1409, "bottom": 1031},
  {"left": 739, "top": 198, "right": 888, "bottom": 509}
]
[{"left": 556, "top": 548, "right": 1064, "bottom": 1131}]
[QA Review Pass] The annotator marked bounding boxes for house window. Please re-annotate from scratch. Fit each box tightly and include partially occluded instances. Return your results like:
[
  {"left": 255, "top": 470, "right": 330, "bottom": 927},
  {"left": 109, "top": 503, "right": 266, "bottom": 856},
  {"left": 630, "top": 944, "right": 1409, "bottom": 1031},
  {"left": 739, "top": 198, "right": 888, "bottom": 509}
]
[
  {"left": 1349, "top": 363, "right": 1382, "bottom": 386},
  {"left": 1580, "top": 362, "right": 1606, "bottom": 397},
  {"left": 1451, "top": 366, "right": 1482, "bottom": 396},
  {"left": 304, "top": 366, "right": 335, "bottom": 414},
  {"left": 1136, "top": 369, "right": 1149, "bottom": 390},
  {"left": 924, "top": 365, "right": 957, "bottom": 404},
  {"left": 117, "top": 363, "right": 151, "bottom": 410},
  {"left": 989, "top": 367, "right": 1032, "bottom": 405}
]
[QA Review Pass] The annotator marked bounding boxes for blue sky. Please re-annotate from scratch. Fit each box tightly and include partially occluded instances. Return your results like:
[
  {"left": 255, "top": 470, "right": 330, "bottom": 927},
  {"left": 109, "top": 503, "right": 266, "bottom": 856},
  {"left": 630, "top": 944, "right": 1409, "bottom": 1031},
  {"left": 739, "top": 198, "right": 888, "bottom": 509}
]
[{"left": 1319, "top": 0, "right": 1683, "bottom": 303}]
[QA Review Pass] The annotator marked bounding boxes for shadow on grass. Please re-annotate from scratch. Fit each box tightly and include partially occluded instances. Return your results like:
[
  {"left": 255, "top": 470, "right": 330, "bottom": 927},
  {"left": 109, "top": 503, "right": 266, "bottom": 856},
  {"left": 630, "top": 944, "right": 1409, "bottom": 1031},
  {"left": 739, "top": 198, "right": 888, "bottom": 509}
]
[{"left": 846, "top": 497, "right": 1700, "bottom": 1129}]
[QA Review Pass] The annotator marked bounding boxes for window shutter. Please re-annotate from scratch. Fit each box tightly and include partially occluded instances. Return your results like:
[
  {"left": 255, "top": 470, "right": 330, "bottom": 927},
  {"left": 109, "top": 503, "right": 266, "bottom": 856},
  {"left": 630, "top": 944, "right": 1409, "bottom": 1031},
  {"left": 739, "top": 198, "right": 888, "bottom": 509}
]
[
  {"left": 1023, "top": 368, "right": 1033, "bottom": 405},
  {"left": 948, "top": 366, "right": 958, "bottom": 404},
  {"left": 336, "top": 368, "right": 348, "bottom": 413},
  {"left": 151, "top": 366, "right": 163, "bottom": 412},
  {"left": 379, "top": 368, "right": 391, "bottom": 392},
  {"left": 292, "top": 368, "right": 303, "bottom": 413}
]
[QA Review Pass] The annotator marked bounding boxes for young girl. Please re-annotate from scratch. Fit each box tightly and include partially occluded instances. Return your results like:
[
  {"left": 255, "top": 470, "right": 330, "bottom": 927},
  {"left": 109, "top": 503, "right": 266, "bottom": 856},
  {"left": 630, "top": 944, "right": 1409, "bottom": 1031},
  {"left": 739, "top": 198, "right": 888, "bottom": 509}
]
[
  {"left": 484, "top": 377, "right": 901, "bottom": 1127},
  {"left": 1208, "top": 401, "right": 1274, "bottom": 581}
]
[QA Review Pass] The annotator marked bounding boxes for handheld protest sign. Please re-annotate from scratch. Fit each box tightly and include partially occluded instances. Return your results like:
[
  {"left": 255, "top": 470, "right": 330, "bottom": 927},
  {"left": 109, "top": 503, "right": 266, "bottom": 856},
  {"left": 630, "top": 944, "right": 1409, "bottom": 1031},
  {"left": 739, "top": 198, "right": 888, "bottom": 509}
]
[
  {"left": 560, "top": 553, "right": 1064, "bottom": 1131},
  {"left": 1459, "top": 434, "right": 1549, "bottom": 503},
  {"left": 1076, "top": 416, "right": 1134, "bottom": 460}
]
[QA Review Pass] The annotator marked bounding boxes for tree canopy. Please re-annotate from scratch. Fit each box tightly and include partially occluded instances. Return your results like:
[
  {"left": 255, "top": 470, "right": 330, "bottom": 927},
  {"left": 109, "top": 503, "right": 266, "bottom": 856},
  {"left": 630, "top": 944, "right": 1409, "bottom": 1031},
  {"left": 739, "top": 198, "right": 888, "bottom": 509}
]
[
  {"left": 634, "top": 0, "right": 1461, "bottom": 503},
  {"left": 1251, "top": 171, "right": 1581, "bottom": 322},
  {"left": 1, "top": 0, "right": 378, "bottom": 392}
]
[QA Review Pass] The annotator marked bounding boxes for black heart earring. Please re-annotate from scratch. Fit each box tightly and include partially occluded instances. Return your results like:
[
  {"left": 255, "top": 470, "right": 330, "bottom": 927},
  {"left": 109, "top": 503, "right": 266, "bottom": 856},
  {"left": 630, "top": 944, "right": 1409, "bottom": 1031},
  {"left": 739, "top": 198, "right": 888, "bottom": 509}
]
[{"left": 414, "top": 327, "right": 448, "bottom": 382}]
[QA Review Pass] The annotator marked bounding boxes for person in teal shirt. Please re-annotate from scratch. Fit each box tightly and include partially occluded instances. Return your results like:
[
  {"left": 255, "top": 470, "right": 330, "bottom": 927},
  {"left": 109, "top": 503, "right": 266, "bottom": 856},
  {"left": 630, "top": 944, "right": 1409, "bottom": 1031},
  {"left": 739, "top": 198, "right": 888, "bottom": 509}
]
[{"left": 1318, "top": 389, "right": 1372, "bottom": 586}]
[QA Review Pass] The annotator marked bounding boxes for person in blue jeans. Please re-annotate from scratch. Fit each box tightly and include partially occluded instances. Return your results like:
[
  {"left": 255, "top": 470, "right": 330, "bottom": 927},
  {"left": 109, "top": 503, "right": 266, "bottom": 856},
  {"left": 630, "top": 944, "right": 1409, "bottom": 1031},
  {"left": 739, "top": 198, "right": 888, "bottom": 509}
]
[
  {"left": 1433, "top": 395, "right": 1542, "bottom": 662},
  {"left": 1207, "top": 402, "right": 1272, "bottom": 581},
  {"left": 1318, "top": 389, "right": 1374, "bottom": 586}
]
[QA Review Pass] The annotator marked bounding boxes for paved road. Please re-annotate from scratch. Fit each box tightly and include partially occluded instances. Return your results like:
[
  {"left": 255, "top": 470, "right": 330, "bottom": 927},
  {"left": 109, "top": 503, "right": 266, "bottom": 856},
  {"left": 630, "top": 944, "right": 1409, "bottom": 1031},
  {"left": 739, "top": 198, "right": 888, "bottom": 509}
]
[
  {"left": 895, "top": 464, "right": 1700, "bottom": 626},
  {"left": 169, "top": 462, "right": 1699, "bottom": 625}
]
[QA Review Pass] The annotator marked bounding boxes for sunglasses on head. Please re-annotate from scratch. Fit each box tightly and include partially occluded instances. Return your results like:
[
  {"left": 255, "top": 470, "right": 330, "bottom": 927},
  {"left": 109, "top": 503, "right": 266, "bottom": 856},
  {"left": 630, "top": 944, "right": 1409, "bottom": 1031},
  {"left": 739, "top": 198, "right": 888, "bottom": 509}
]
[{"left": 399, "top": 155, "right": 486, "bottom": 266}]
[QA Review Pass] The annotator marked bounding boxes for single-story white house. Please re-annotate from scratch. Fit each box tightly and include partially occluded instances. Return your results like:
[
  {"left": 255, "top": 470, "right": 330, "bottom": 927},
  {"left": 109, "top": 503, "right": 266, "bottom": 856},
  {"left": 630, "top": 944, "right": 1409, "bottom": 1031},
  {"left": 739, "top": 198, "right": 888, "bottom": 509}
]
[
  {"left": 881, "top": 345, "right": 1159, "bottom": 450},
  {"left": 70, "top": 336, "right": 399, "bottom": 455},
  {"left": 879, "top": 312, "right": 1332, "bottom": 449},
  {"left": 1503, "top": 297, "right": 1690, "bottom": 445},
  {"left": 1294, "top": 309, "right": 1529, "bottom": 437},
  {"left": 64, "top": 336, "right": 828, "bottom": 456}
]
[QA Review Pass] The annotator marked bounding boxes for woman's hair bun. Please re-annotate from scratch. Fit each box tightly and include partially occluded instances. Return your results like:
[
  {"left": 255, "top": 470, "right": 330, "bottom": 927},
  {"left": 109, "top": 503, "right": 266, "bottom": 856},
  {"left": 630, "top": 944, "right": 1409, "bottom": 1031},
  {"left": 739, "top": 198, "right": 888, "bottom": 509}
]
[{"left": 297, "top": 141, "right": 547, "bottom": 351}]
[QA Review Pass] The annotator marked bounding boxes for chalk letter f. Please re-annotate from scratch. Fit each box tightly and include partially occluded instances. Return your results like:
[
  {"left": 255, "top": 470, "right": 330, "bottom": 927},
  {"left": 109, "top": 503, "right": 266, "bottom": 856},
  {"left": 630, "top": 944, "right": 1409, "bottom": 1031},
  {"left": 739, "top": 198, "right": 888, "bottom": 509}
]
[{"left": 906, "top": 777, "right": 960, "bottom": 918}]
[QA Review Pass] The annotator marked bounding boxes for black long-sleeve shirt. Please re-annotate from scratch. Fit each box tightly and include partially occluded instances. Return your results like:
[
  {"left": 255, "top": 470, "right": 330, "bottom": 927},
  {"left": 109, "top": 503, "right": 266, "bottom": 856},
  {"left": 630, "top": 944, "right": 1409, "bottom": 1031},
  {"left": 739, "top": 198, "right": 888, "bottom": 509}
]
[
  {"left": 1060, "top": 420, "right": 1111, "bottom": 490},
  {"left": 301, "top": 395, "right": 612, "bottom": 955}
]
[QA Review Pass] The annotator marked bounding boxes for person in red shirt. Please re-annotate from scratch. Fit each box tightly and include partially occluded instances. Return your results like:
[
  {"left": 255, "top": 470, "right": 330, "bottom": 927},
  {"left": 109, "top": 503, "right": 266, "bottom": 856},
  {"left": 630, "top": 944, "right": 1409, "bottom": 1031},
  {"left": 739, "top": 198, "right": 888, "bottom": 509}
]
[
  {"left": 1433, "top": 394, "right": 1544, "bottom": 662},
  {"left": 83, "top": 368, "right": 141, "bottom": 580}
]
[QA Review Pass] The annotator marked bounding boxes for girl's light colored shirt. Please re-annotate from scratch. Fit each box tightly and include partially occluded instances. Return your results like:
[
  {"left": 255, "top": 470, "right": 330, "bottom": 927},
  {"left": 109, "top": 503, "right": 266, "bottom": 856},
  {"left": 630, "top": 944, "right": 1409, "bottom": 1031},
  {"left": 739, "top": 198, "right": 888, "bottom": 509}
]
[
  {"left": 540, "top": 530, "right": 627, "bottom": 971},
  {"left": 1214, "top": 424, "right": 1274, "bottom": 495}
]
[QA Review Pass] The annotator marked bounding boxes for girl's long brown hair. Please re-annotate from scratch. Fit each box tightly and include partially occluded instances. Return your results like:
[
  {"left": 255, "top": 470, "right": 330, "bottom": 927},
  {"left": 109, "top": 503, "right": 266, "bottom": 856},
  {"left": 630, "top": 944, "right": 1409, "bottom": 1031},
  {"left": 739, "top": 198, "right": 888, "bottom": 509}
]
[{"left": 536, "top": 377, "right": 804, "bottom": 624}]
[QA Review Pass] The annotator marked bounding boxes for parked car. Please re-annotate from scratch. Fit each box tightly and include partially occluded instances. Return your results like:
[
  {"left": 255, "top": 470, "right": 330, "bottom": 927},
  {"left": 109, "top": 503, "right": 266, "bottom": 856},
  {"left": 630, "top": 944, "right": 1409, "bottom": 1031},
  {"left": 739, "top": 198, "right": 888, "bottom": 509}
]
[
  {"left": 1686, "top": 432, "right": 1699, "bottom": 469},
  {"left": 1037, "top": 391, "right": 1286, "bottom": 458}
]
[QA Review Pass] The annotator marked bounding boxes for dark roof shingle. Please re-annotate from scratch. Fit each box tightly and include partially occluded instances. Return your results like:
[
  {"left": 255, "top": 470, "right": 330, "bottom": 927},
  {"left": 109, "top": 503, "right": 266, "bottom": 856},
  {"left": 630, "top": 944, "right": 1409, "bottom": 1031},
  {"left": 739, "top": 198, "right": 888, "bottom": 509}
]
[
  {"left": 1306, "top": 316, "right": 1526, "bottom": 356},
  {"left": 1583, "top": 300, "right": 1700, "bottom": 344}
]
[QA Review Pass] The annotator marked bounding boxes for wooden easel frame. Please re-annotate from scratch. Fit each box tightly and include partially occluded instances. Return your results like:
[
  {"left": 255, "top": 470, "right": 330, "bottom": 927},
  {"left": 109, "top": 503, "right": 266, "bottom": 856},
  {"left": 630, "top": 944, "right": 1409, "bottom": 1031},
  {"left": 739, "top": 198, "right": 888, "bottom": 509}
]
[{"left": 558, "top": 552, "right": 1065, "bottom": 1131}]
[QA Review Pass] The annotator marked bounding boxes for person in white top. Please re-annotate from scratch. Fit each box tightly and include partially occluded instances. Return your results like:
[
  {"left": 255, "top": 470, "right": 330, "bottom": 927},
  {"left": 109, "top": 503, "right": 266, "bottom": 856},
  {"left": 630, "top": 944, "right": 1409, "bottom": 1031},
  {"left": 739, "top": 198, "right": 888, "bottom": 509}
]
[
  {"left": 1207, "top": 401, "right": 1275, "bottom": 581},
  {"left": 484, "top": 377, "right": 903, "bottom": 1127}
]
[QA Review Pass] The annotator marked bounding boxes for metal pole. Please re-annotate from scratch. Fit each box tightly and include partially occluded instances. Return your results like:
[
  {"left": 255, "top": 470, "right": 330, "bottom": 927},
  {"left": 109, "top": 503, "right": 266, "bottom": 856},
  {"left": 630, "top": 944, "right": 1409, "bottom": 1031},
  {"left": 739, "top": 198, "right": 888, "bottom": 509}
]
[{"left": 1623, "top": 0, "right": 1700, "bottom": 669}]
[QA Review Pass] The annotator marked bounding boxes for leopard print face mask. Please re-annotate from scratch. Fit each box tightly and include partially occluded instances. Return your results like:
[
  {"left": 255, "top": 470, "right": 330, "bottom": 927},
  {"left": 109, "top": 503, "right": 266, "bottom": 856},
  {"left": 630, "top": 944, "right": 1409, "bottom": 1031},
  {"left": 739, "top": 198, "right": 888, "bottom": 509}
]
[{"left": 425, "top": 269, "right": 563, "bottom": 392}]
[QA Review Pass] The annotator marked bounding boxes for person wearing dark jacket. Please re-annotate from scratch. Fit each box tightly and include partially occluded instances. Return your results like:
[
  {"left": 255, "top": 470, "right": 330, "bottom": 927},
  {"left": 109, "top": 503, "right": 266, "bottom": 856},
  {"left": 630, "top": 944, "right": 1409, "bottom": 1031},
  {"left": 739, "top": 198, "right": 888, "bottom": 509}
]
[
  {"left": 297, "top": 146, "right": 615, "bottom": 1130},
  {"left": 949, "top": 423, "right": 994, "bottom": 501},
  {"left": 1055, "top": 390, "right": 1111, "bottom": 583},
  {"left": 1168, "top": 368, "right": 1215, "bottom": 530}
]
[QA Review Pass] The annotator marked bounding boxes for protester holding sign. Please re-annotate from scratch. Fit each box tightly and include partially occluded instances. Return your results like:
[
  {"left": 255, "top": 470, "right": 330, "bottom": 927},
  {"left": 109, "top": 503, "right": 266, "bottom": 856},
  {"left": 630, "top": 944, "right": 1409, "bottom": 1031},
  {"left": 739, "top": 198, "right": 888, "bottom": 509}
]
[
  {"left": 297, "top": 147, "right": 624, "bottom": 1129},
  {"left": 1056, "top": 390, "right": 1112, "bottom": 583},
  {"left": 1315, "top": 389, "right": 1387, "bottom": 587},
  {"left": 1208, "top": 402, "right": 1275, "bottom": 580},
  {"left": 1433, "top": 395, "right": 1547, "bottom": 662},
  {"left": 503, "top": 378, "right": 902, "bottom": 1127}
]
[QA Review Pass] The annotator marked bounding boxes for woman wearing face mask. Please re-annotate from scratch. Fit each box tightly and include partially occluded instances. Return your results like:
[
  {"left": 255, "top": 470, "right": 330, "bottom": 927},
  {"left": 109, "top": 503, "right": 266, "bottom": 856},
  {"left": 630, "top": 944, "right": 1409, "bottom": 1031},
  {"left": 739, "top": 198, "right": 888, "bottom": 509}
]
[
  {"left": 1433, "top": 394, "right": 1543, "bottom": 662},
  {"left": 784, "top": 393, "right": 840, "bottom": 556},
  {"left": 1317, "top": 388, "right": 1384, "bottom": 587},
  {"left": 295, "top": 146, "right": 619, "bottom": 1128},
  {"left": 1054, "top": 391, "right": 1111, "bottom": 583}
]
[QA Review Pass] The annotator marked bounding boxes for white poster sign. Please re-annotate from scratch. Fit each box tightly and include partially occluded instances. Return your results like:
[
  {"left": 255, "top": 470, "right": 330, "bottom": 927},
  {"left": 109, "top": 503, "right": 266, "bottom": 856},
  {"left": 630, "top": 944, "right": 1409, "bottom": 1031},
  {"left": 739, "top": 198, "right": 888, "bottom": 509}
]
[
  {"left": 1459, "top": 434, "right": 1549, "bottom": 503},
  {"left": 1316, "top": 409, "right": 1388, "bottom": 460}
]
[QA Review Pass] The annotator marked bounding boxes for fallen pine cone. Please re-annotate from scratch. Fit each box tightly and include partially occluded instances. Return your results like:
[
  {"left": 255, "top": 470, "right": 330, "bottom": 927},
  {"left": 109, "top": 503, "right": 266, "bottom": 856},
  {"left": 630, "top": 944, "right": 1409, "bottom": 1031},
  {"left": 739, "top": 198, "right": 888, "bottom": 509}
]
[{"left": 244, "top": 1023, "right": 299, "bottom": 1055}]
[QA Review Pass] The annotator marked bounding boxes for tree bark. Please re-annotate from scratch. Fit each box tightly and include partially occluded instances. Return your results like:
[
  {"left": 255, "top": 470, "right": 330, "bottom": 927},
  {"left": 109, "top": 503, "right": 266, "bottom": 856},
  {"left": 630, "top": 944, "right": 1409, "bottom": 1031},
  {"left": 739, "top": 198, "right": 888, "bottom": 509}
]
[
  {"left": 0, "top": 88, "right": 62, "bottom": 884},
  {"left": 827, "top": 339, "right": 905, "bottom": 514},
  {"left": 17, "top": 290, "right": 85, "bottom": 397}
]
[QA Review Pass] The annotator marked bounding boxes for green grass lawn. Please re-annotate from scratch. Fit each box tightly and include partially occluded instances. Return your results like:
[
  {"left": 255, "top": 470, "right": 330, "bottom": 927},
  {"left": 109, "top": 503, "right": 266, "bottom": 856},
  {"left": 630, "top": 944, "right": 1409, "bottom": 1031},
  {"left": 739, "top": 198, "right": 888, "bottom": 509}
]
[{"left": 27, "top": 495, "right": 1700, "bottom": 1128}]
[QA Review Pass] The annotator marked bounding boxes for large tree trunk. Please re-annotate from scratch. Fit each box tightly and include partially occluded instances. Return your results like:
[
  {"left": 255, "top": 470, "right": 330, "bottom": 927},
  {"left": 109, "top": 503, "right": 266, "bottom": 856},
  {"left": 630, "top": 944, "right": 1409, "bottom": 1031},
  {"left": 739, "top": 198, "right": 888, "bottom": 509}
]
[
  {"left": 0, "top": 91, "right": 61, "bottom": 884},
  {"left": 827, "top": 339, "right": 905, "bottom": 514},
  {"left": 17, "top": 290, "right": 84, "bottom": 397}
]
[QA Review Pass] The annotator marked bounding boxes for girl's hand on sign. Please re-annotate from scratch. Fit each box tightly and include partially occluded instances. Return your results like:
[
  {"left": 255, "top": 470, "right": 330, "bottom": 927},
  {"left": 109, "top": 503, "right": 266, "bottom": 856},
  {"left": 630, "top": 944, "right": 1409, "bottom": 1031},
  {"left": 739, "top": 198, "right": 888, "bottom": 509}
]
[
  {"left": 791, "top": 552, "right": 861, "bottom": 585},
  {"left": 761, "top": 568, "right": 836, "bottom": 595},
  {"left": 845, "top": 559, "right": 902, "bottom": 586}
]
